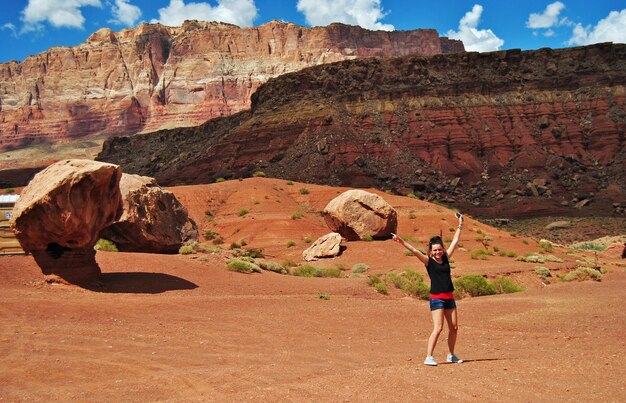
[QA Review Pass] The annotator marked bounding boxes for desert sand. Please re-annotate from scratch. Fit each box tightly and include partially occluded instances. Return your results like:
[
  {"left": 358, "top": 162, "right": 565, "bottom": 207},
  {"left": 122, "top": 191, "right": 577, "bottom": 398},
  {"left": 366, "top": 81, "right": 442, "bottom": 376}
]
[{"left": 1, "top": 178, "right": 624, "bottom": 401}]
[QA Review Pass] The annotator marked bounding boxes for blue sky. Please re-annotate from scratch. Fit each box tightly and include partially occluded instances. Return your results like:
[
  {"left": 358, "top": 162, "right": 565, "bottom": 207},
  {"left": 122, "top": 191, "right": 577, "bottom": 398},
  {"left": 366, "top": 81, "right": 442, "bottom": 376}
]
[{"left": 1, "top": 0, "right": 625, "bottom": 63}]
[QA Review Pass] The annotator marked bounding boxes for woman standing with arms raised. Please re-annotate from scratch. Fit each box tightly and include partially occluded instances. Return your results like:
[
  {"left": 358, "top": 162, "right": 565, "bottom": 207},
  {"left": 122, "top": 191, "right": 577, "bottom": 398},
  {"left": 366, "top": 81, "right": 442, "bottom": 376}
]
[{"left": 392, "top": 213, "right": 464, "bottom": 366}]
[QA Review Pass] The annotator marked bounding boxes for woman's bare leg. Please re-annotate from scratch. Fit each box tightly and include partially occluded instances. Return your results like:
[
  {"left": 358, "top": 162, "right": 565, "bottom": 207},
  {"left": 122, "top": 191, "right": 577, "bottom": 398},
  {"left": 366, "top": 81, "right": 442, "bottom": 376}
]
[
  {"left": 427, "top": 309, "right": 445, "bottom": 356},
  {"left": 444, "top": 308, "right": 459, "bottom": 354}
]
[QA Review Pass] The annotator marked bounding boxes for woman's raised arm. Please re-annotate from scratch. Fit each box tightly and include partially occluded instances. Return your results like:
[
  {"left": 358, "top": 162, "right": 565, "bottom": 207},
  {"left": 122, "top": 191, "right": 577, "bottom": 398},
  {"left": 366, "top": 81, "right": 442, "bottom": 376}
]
[{"left": 391, "top": 233, "right": 429, "bottom": 265}]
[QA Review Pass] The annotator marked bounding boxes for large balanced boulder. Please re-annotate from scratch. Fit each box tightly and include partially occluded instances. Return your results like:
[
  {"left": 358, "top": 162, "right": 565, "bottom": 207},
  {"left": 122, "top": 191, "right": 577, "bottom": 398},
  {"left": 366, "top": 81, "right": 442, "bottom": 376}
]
[
  {"left": 10, "top": 160, "right": 123, "bottom": 285},
  {"left": 323, "top": 190, "right": 397, "bottom": 241},
  {"left": 302, "top": 232, "right": 343, "bottom": 261},
  {"left": 100, "top": 174, "right": 198, "bottom": 253}
]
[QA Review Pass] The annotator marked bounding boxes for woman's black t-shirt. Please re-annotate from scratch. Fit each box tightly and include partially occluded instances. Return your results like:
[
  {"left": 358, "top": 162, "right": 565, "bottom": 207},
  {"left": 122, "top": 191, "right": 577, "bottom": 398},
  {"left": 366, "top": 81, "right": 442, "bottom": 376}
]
[{"left": 426, "top": 254, "right": 454, "bottom": 294}]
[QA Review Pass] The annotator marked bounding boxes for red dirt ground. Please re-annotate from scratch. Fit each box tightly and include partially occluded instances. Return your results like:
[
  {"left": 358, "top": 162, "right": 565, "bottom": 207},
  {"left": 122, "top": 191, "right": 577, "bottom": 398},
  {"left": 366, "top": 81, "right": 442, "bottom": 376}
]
[{"left": 1, "top": 178, "right": 624, "bottom": 401}]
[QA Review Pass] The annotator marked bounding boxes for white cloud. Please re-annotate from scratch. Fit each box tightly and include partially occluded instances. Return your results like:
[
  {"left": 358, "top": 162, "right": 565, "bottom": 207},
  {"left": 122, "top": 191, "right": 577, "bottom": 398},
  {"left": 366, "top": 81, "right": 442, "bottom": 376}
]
[
  {"left": 446, "top": 4, "right": 504, "bottom": 52},
  {"left": 296, "top": 0, "right": 394, "bottom": 31},
  {"left": 1, "top": 23, "right": 18, "bottom": 38},
  {"left": 152, "top": 0, "right": 257, "bottom": 27},
  {"left": 526, "top": 1, "right": 565, "bottom": 29},
  {"left": 21, "top": 0, "right": 102, "bottom": 32},
  {"left": 110, "top": 0, "right": 142, "bottom": 27},
  {"left": 544, "top": 29, "right": 555, "bottom": 37},
  {"left": 567, "top": 9, "right": 626, "bottom": 45}
]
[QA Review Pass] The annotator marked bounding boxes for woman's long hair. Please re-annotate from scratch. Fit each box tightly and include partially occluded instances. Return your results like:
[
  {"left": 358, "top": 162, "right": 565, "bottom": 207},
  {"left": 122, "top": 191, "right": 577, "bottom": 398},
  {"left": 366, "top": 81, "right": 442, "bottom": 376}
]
[{"left": 428, "top": 236, "right": 445, "bottom": 257}]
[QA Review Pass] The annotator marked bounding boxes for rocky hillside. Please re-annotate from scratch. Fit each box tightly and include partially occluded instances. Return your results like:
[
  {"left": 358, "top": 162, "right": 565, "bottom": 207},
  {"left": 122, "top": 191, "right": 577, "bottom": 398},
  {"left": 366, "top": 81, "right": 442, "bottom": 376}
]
[
  {"left": 0, "top": 20, "right": 462, "bottom": 167},
  {"left": 97, "top": 43, "right": 626, "bottom": 218}
]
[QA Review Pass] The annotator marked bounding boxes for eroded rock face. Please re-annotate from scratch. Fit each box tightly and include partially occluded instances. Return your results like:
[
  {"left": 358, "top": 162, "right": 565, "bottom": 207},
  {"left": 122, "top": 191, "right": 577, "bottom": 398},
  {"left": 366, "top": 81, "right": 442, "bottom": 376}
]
[
  {"left": 100, "top": 174, "right": 198, "bottom": 253},
  {"left": 302, "top": 232, "right": 343, "bottom": 261},
  {"left": 0, "top": 20, "right": 462, "bottom": 169},
  {"left": 323, "top": 190, "right": 397, "bottom": 241},
  {"left": 10, "top": 160, "right": 122, "bottom": 284}
]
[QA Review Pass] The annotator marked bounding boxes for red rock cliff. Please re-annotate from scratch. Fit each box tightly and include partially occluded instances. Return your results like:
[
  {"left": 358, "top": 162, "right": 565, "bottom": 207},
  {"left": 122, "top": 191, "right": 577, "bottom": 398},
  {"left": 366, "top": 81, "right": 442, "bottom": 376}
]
[
  {"left": 97, "top": 43, "right": 626, "bottom": 218},
  {"left": 0, "top": 20, "right": 462, "bottom": 165}
]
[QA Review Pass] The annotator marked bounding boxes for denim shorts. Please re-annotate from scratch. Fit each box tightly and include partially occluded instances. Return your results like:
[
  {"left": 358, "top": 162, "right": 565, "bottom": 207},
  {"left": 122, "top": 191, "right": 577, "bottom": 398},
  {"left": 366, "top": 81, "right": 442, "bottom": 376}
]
[{"left": 429, "top": 298, "right": 457, "bottom": 311}]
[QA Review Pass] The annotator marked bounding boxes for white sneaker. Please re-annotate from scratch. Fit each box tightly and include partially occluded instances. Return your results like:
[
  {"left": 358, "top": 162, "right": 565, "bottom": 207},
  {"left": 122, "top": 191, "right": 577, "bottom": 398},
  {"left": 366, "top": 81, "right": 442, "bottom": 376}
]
[
  {"left": 446, "top": 353, "right": 463, "bottom": 363},
  {"left": 424, "top": 356, "right": 437, "bottom": 366}
]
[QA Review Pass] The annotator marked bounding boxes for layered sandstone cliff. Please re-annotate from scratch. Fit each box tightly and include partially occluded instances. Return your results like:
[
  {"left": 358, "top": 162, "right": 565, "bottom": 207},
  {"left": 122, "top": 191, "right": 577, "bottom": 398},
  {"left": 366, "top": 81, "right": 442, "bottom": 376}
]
[
  {"left": 98, "top": 43, "right": 626, "bottom": 217},
  {"left": 0, "top": 20, "right": 462, "bottom": 165}
]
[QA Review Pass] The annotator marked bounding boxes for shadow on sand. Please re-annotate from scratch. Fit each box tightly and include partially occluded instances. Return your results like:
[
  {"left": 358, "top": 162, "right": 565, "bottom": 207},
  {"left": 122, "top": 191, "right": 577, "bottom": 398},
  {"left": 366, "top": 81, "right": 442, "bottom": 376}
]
[
  {"left": 457, "top": 358, "right": 505, "bottom": 364},
  {"left": 87, "top": 272, "right": 198, "bottom": 294}
]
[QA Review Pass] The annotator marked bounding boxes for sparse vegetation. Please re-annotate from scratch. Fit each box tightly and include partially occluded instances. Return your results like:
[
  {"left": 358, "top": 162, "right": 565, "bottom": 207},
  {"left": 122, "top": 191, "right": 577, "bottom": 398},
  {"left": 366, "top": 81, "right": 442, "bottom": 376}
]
[
  {"left": 535, "top": 266, "right": 552, "bottom": 282},
  {"left": 470, "top": 248, "right": 491, "bottom": 260},
  {"left": 293, "top": 265, "right": 341, "bottom": 278},
  {"left": 215, "top": 177, "right": 225, "bottom": 183},
  {"left": 199, "top": 244, "right": 222, "bottom": 254},
  {"left": 94, "top": 239, "right": 118, "bottom": 252},
  {"left": 256, "top": 259, "right": 288, "bottom": 274},
  {"left": 252, "top": 171, "right": 266, "bottom": 177},
  {"left": 204, "top": 229, "right": 219, "bottom": 240},
  {"left": 570, "top": 242, "right": 606, "bottom": 252},
  {"left": 286, "top": 240, "right": 296, "bottom": 248},
  {"left": 561, "top": 267, "right": 603, "bottom": 282},
  {"left": 204, "top": 210, "right": 214, "bottom": 222},
  {"left": 4, "top": 188, "right": 15, "bottom": 194},
  {"left": 367, "top": 275, "right": 388, "bottom": 295},
  {"left": 238, "top": 209, "right": 249, "bottom": 217},
  {"left": 291, "top": 211, "right": 305, "bottom": 220},
  {"left": 212, "top": 236, "right": 225, "bottom": 245},
  {"left": 454, "top": 275, "right": 496, "bottom": 297},
  {"left": 517, "top": 253, "right": 563, "bottom": 263},
  {"left": 403, "top": 250, "right": 414, "bottom": 256},
  {"left": 361, "top": 235, "right": 374, "bottom": 242},
  {"left": 299, "top": 188, "right": 310, "bottom": 195},
  {"left": 303, "top": 236, "right": 312, "bottom": 244},
  {"left": 491, "top": 276, "right": 524, "bottom": 294},
  {"left": 351, "top": 263, "right": 369, "bottom": 273},
  {"left": 179, "top": 245, "right": 195, "bottom": 255},
  {"left": 539, "top": 240, "right": 554, "bottom": 253},
  {"left": 318, "top": 292, "right": 331, "bottom": 300},
  {"left": 387, "top": 270, "right": 429, "bottom": 299},
  {"left": 227, "top": 258, "right": 262, "bottom": 273},
  {"left": 286, "top": 180, "right": 294, "bottom": 185},
  {"left": 409, "top": 211, "right": 417, "bottom": 219}
]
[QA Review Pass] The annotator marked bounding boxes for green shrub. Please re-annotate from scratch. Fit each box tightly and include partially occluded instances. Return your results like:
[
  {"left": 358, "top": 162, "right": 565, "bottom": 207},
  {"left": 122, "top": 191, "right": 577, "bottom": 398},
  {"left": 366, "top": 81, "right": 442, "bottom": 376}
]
[
  {"left": 518, "top": 253, "right": 562, "bottom": 263},
  {"left": 252, "top": 171, "right": 266, "bottom": 177},
  {"left": 387, "top": 270, "right": 429, "bottom": 299},
  {"left": 403, "top": 249, "right": 414, "bottom": 256},
  {"left": 454, "top": 275, "right": 496, "bottom": 297},
  {"left": 303, "top": 236, "right": 312, "bottom": 244},
  {"left": 543, "top": 255, "right": 564, "bottom": 263},
  {"left": 256, "top": 259, "right": 288, "bottom": 274},
  {"left": 561, "top": 267, "right": 602, "bottom": 282},
  {"left": 231, "top": 247, "right": 264, "bottom": 259},
  {"left": 292, "top": 265, "right": 340, "bottom": 278},
  {"left": 199, "top": 244, "right": 222, "bottom": 254},
  {"left": 238, "top": 209, "right": 249, "bottom": 217},
  {"left": 349, "top": 273, "right": 366, "bottom": 279},
  {"left": 407, "top": 193, "right": 419, "bottom": 199},
  {"left": 361, "top": 235, "right": 374, "bottom": 242},
  {"left": 409, "top": 211, "right": 417, "bottom": 219},
  {"left": 299, "top": 188, "right": 310, "bottom": 195},
  {"left": 215, "top": 177, "right": 225, "bottom": 183},
  {"left": 94, "top": 239, "right": 118, "bottom": 252},
  {"left": 286, "top": 240, "right": 296, "bottom": 248},
  {"left": 491, "top": 276, "right": 524, "bottom": 294},
  {"left": 570, "top": 242, "right": 606, "bottom": 252},
  {"left": 4, "top": 188, "right": 15, "bottom": 194},
  {"left": 291, "top": 211, "right": 305, "bottom": 220},
  {"left": 179, "top": 245, "right": 195, "bottom": 255},
  {"left": 539, "top": 240, "right": 553, "bottom": 253},
  {"left": 227, "top": 258, "right": 262, "bottom": 273},
  {"left": 318, "top": 292, "right": 330, "bottom": 300},
  {"left": 492, "top": 246, "right": 500, "bottom": 253},
  {"left": 470, "top": 248, "right": 491, "bottom": 260},
  {"left": 204, "top": 210, "right": 214, "bottom": 221},
  {"left": 204, "top": 229, "right": 219, "bottom": 240},
  {"left": 212, "top": 236, "right": 225, "bottom": 245},
  {"left": 352, "top": 263, "right": 369, "bottom": 273},
  {"left": 286, "top": 180, "right": 294, "bottom": 185},
  {"left": 535, "top": 266, "right": 551, "bottom": 278},
  {"left": 367, "top": 275, "right": 388, "bottom": 295},
  {"left": 522, "top": 239, "right": 529, "bottom": 245}
]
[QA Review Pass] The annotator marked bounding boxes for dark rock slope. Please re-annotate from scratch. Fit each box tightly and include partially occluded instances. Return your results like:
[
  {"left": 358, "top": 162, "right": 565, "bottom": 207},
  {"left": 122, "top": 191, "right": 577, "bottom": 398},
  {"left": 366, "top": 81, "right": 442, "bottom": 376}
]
[{"left": 98, "top": 43, "right": 626, "bottom": 218}]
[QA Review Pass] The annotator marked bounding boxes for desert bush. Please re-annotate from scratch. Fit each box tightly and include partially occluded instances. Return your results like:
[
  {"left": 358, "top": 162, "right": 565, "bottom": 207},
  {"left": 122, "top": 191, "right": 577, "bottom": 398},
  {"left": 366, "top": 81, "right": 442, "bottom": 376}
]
[
  {"left": 286, "top": 240, "right": 296, "bottom": 248},
  {"left": 492, "top": 246, "right": 500, "bottom": 253},
  {"left": 204, "top": 210, "right": 214, "bottom": 222},
  {"left": 570, "top": 242, "right": 606, "bottom": 252},
  {"left": 227, "top": 258, "right": 262, "bottom": 273},
  {"left": 94, "top": 239, "right": 118, "bottom": 252},
  {"left": 403, "top": 249, "right": 414, "bottom": 256},
  {"left": 349, "top": 273, "right": 366, "bottom": 279},
  {"left": 231, "top": 247, "right": 264, "bottom": 259},
  {"left": 409, "top": 211, "right": 417, "bottom": 219},
  {"left": 286, "top": 180, "right": 294, "bottom": 185},
  {"left": 352, "top": 263, "right": 369, "bottom": 273},
  {"left": 539, "top": 240, "right": 553, "bottom": 253},
  {"left": 535, "top": 266, "right": 552, "bottom": 279},
  {"left": 282, "top": 259, "right": 298, "bottom": 268},
  {"left": 387, "top": 270, "right": 429, "bottom": 299},
  {"left": 252, "top": 171, "right": 266, "bottom": 177},
  {"left": 4, "top": 188, "right": 15, "bottom": 194},
  {"left": 199, "top": 244, "right": 222, "bottom": 254},
  {"left": 470, "top": 248, "right": 491, "bottom": 260},
  {"left": 299, "top": 188, "right": 310, "bottom": 195},
  {"left": 212, "top": 236, "right": 225, "bottom": 245},
  {"left": 179, "top": 245, "right": 195, "bottom": 255},
  {"left": 491, "top": 276, "right": 524, "bottom": 294},
  {"left": 454, "top": 275, "right": 496, "bottom": 297},
  {"left": 362, "top": 235, "right": 374, "bottom": 242},
  {"left": 256, "top": 259, "right": 288, "bottom": 274},
  {"left": 215, "top": 177, "right": 225, "bottom": 183},
  {"left": 238, "top": 209, "right": 249, "bottom": 217},
  {"left": 543, "top": 255, "right": 564, "bottom": 263},
  {"left": 292, "top": 265, "right": 341, "bottom": 278},
  {"left": 291, "top": 211, "right": 305, "bottom": 220},
  {"left": 318, "top": 292, "right": 330, "bottom": 300},
  {"left": 367, "top": 275, "right": 388, "bottom": 295},
  {"left": 204, "top": 229, "right": 218, "bottom": 240},
  {"left": 407, "top": 193, "right": 419, "bottom": 199},
  {"left": 561, "top": 267, "right": 602, "bottom": 282},
  {"left": 303, "top": 236, "right": 312, "bottom": 244},
  {"left": 518, "top": 253, "right": 562, "bottom": 263}
]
